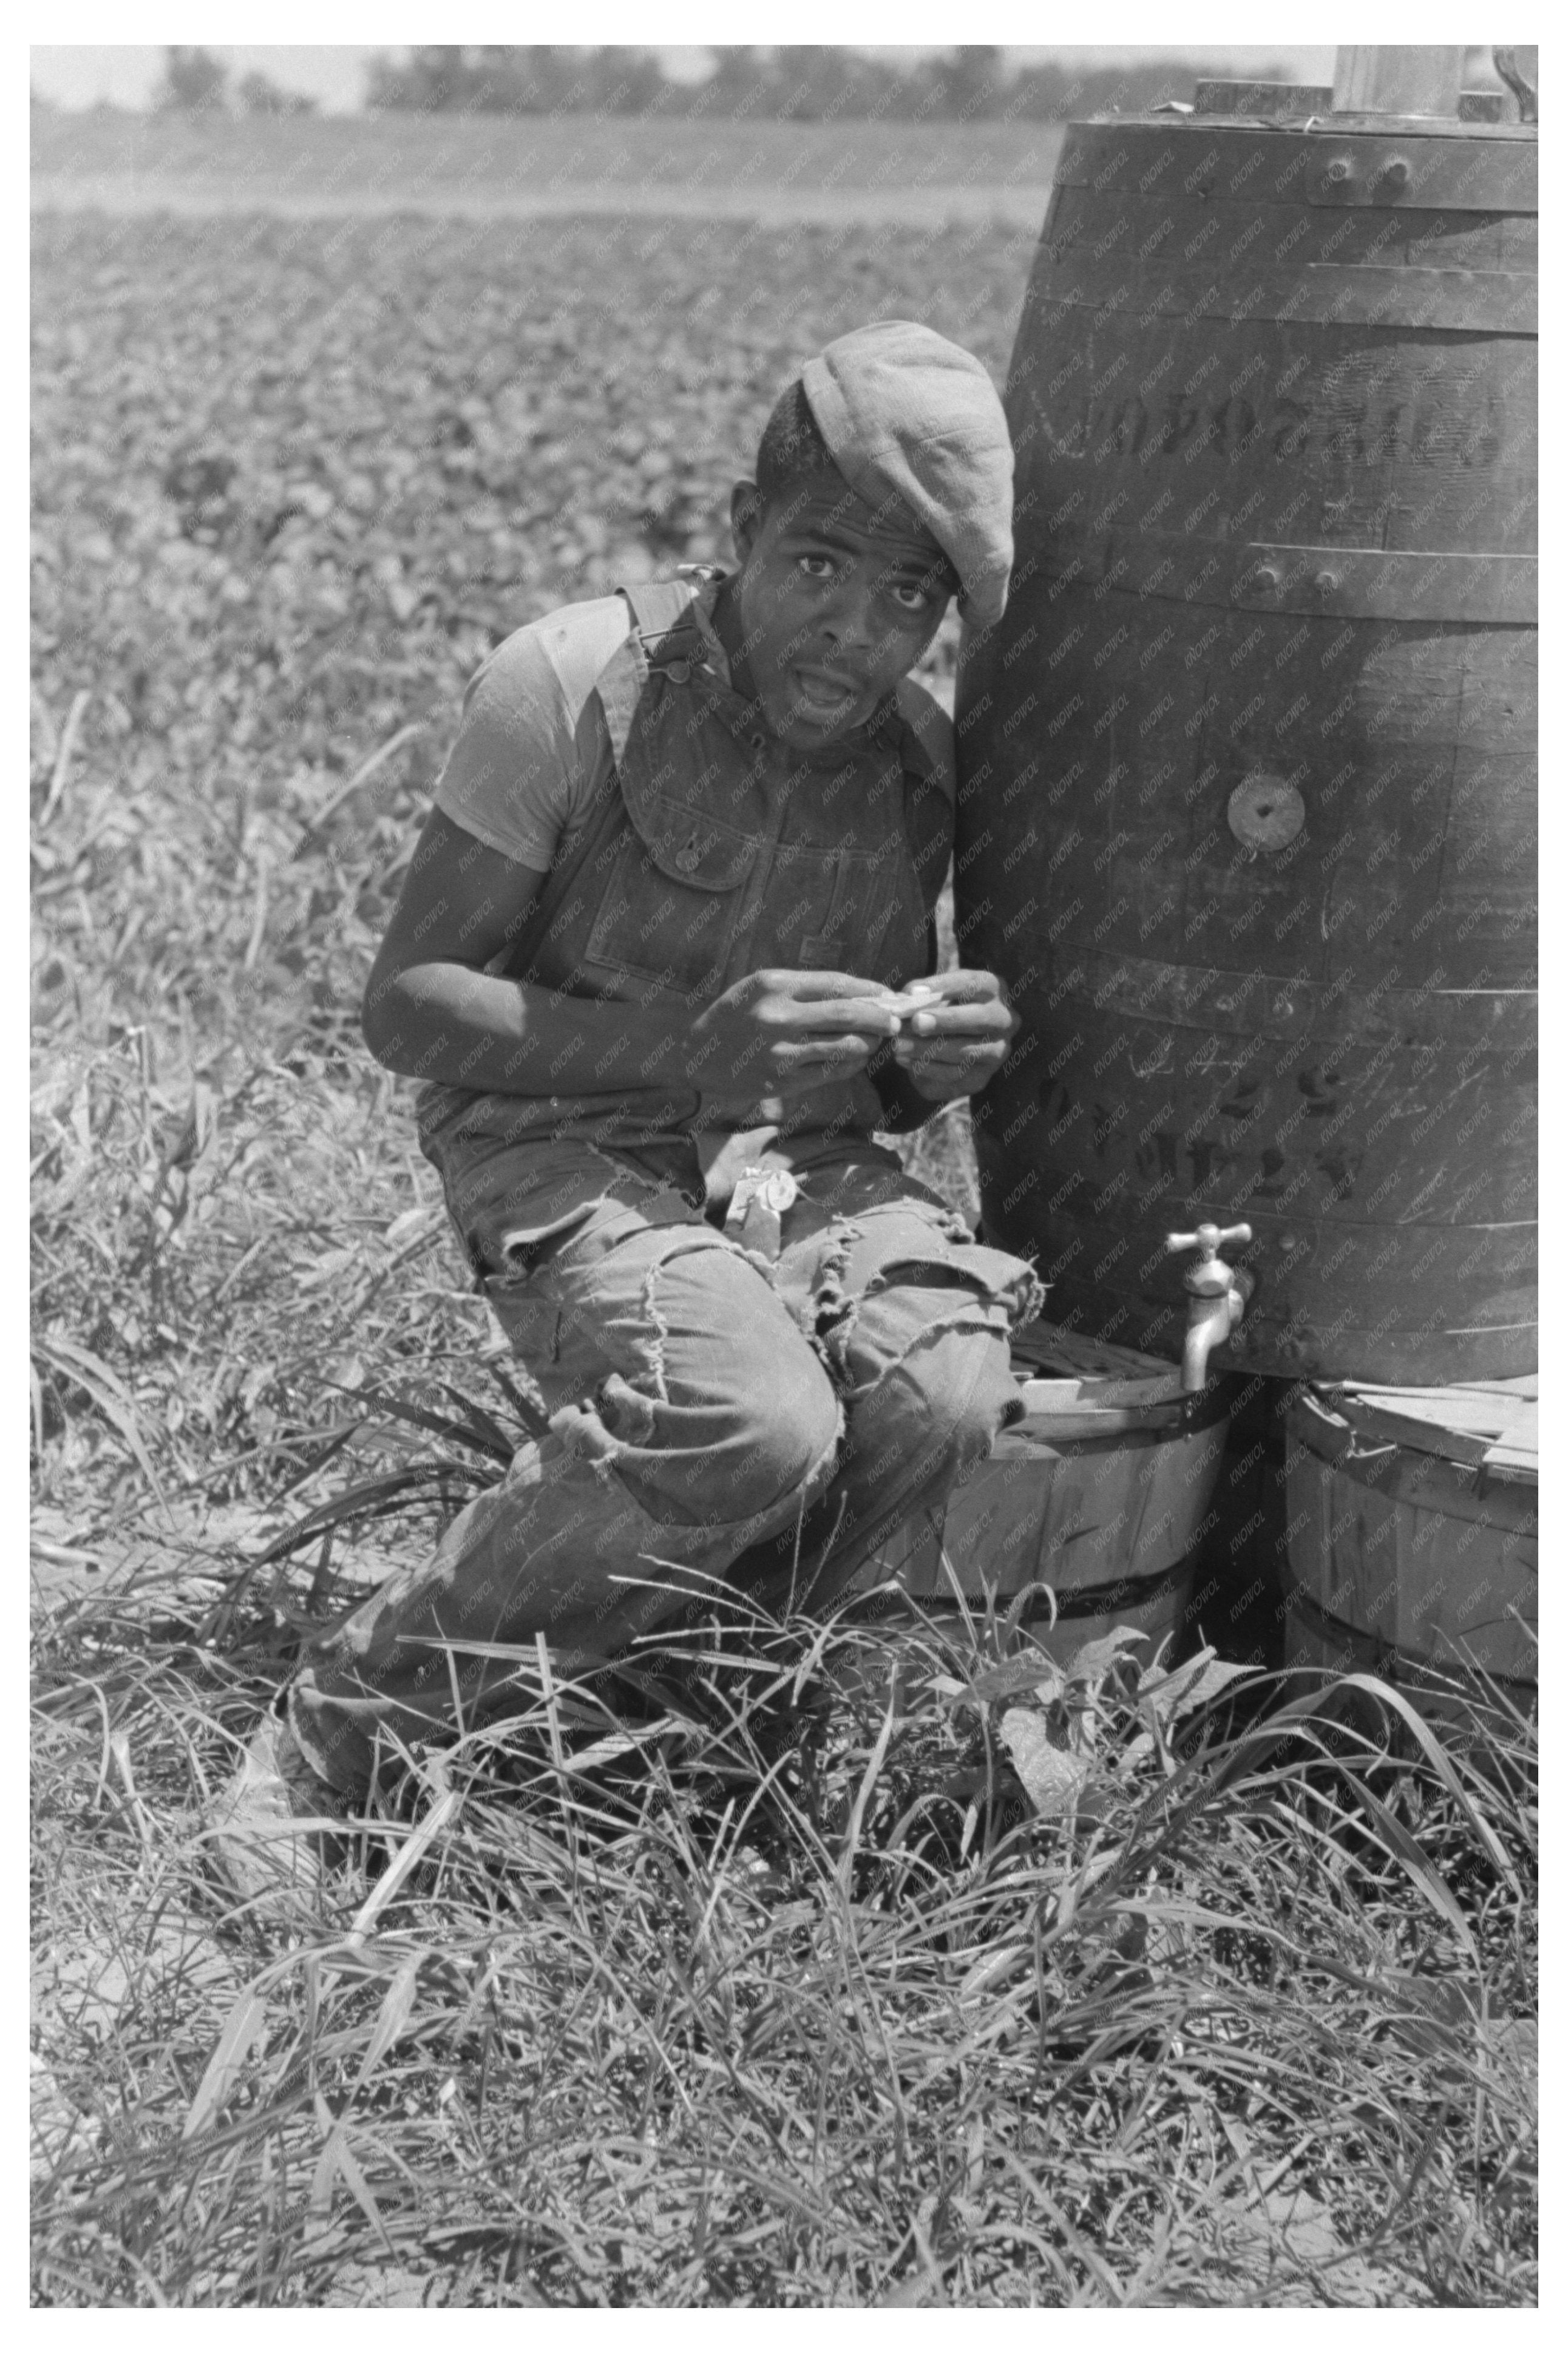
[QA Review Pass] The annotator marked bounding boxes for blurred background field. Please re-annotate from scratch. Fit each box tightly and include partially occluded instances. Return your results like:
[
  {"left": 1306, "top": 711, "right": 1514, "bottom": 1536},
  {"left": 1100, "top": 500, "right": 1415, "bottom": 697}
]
[
  {"left": 32, "top": 107, "right": 1068, "bottom": 225},
  {"left": 32, "top": 39, "right": 1513, "bottom": 223},
  {"left": 29, "top": 61, "right": 1536, "bottom": 2308}
]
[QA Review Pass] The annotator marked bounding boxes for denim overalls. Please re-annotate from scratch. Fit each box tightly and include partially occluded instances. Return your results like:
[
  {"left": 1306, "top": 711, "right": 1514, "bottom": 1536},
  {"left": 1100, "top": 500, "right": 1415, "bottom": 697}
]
[{"left": 290, "top": 581, "right": 1040, "bottom": 1793}]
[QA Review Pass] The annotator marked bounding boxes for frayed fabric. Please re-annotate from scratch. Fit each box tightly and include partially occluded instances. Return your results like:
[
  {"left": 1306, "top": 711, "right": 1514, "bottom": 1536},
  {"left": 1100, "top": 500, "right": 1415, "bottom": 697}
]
[
  {"left": 290, "top": 1135, "right": 1038, "bottom": 1796},
  {"left": 786, "top": 1198, "right": 1044, "bottom": 1401}
]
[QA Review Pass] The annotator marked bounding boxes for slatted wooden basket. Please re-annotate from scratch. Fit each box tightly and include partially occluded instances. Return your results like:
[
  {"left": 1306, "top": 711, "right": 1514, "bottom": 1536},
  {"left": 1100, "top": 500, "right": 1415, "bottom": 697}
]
[
  {"left": 1282, "top": 1379, "right": 1538, "bottom": 1710},
  {"left": 851, "top": 1324, "right": 1234, "bottom": 1663}
]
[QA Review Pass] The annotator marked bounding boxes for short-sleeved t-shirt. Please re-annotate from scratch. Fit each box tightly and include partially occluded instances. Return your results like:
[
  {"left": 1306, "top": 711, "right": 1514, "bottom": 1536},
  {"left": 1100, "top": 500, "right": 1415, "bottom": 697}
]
[
  {"left": 433, "top": 592, "right": 691, "bottom": 874},
  {"left": 434, "top": 585, "right": 957, "bottom": 877}
]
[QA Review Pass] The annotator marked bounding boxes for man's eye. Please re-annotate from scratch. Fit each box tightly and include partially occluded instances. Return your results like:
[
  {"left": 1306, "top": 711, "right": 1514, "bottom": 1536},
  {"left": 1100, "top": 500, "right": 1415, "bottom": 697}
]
[
  {"left": 890, "top": 582, "right": 935, "bottom": 613},
  {"left": 797, "top": 554, "right": 834, "bottom": 580}
]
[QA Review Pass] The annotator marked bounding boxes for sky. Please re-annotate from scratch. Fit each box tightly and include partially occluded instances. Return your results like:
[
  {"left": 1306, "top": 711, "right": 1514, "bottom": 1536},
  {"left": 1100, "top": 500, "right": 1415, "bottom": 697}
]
[{"left": 31, "top": 44, "right": 1341, "bottom": 116}]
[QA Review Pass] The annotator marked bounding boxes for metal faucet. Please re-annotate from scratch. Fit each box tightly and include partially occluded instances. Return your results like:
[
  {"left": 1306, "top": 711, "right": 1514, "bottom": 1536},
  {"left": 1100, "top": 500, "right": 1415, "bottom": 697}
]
[{"left": 1164, "top": 1223, "right": 1255, "bottom": 1392}]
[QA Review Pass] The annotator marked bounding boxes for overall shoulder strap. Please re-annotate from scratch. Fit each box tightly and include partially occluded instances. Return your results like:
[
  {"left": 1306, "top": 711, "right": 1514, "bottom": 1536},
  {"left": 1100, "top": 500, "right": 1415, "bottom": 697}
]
[
  {"left": 594, "top": 578, "right": 708, "bottom": 770},
  {"left": 615, "top": 577, "right": 708, "bottom": 670},
  {"left": 869, "top": 687, "right": 957, "bottom": 917}
]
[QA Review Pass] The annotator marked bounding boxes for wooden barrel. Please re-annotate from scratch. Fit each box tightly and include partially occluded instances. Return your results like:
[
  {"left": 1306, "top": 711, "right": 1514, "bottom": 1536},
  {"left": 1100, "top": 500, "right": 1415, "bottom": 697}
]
[
  {"left": 956, "top": 110, "right": 1537, "bottom": 1384},
  {"left": 1281, "top": 1384, "right": 1537, "bottom": 1710},
  {"left": 852, "top": 1328, "right": 1232, "bottom": 1664}
]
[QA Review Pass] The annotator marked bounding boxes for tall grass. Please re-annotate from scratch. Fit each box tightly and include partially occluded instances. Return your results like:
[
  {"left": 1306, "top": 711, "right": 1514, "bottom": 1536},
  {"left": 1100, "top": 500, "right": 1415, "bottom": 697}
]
[
  {"left": 33, "top": 1487, "right": 1538, "bottom": 2305},
  {"left": 32, "top": 202, "right": 1535, "bottom": 2307}
]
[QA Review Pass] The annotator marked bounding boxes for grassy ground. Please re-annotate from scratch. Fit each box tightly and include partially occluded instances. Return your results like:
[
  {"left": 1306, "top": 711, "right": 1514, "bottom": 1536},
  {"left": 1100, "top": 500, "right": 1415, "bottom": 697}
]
[{"left": 30, "top": 192, "right": 1536, "bottom": 2306}]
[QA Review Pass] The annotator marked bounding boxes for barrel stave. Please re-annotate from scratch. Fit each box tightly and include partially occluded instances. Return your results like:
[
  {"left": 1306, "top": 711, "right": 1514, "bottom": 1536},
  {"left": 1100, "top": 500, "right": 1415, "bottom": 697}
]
[
  {"left": 1011, "top": 317, "right": 1536, "bottom": 554},
  {"left": 1046, "top": 121, "right": 1538, "bottom": 212},
  {"left": 1042, "top": 183, "right": 1538, "bottom": 274},
  {"left": 966, "top": 600, "right": 1536, "bottom": 989},
  {"left": 983, "top": 1194, "right": 1537, "bottom": 1377}
]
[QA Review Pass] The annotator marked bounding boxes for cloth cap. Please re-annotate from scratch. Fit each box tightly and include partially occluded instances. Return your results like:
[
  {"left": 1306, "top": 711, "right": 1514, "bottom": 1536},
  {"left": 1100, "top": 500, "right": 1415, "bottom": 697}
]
[{"left": 800, "top": 321, "right": 1014, "bottom": 630}]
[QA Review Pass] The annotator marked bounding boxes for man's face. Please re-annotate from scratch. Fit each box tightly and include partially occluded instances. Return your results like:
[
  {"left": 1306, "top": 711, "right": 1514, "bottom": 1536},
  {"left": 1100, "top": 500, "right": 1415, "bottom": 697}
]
[{"left": 725, "top": 475, "right": 954, "bottom": 752}]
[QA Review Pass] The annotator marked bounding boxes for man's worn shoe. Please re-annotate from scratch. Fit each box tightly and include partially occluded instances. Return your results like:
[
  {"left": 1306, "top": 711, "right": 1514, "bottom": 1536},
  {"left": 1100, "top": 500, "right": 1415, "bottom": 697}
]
[{"left": 208, "top": 1716, "right": 353, "bottom": 1925}]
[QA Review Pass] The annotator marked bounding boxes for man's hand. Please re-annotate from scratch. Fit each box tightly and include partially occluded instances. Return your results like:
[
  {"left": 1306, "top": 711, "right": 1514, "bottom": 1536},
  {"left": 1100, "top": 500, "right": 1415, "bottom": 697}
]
[
  {"left": 688, "top": 968, "right": 904, "bottom": 1096},
  {"left": 883, "top": 968, "right": 1019, "bottom": 1102}
]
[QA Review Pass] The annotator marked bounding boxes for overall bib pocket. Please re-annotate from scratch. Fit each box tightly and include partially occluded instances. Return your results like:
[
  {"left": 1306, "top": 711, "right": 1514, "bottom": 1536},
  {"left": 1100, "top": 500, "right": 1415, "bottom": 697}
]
[{"left": 582, "top": 803, "right": 758, "bottom": 994}]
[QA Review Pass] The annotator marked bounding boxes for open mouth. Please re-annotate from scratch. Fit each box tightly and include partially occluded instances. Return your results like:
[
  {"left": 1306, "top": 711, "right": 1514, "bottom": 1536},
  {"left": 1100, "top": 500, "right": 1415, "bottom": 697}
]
[{"left": 789, "top": 667, "right": 863, "bottom": 727}]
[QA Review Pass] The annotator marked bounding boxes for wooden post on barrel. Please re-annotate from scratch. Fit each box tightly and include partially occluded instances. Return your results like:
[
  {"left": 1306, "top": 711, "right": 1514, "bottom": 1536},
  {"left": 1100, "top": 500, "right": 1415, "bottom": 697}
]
[{"left": 1331, "top": 46, "right": 1465, "bottom": 116}]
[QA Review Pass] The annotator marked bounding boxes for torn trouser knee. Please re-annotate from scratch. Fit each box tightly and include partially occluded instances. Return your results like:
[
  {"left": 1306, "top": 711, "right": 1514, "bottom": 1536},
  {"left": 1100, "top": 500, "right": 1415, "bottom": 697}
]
[
  {"left": 722, "top": 1315, "right": 1020, "bottom": 1620},
  {"left": 725, "top": 1200, "right": 1040, "bottom": 1619},
  {"left": 782, "top": 1195, "right": 1043, "bottom": 1397},
  {"left": 529, "top": 1219, "right": 843, "bottom": 1528}
]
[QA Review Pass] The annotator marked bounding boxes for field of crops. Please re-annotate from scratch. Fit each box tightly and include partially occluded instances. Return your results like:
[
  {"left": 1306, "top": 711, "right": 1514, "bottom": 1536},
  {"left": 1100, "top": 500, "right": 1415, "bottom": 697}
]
[
  {"left": 30, "top": 107, "right": 1066, "bottom": 225},
  {"left": 30, "top": 168, "right": 1536, "bottom": 2307}
]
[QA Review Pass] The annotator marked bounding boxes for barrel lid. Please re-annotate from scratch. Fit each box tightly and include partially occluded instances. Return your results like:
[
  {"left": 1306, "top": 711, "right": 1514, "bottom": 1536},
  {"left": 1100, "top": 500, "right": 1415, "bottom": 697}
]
[{"left": 1313, "top": 1377, "right": 1538, "bottom": 1479}]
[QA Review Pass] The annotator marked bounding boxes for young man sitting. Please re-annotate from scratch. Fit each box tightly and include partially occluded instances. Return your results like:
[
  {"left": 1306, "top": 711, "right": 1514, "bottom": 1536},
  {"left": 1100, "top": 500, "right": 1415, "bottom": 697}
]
[{"left": 218, "top": 320, "right": 1041, "bottom": 1896}]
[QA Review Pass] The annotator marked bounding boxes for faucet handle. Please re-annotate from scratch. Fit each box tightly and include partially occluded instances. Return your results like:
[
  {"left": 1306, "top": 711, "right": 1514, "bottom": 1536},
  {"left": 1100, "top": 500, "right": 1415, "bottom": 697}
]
[
  {"left": 1166, "top": 1223, "right": 1254, "bottom": 1299},
  {"left": 1164, "top": 1221, "right": 1252, "bottom": 1261}
]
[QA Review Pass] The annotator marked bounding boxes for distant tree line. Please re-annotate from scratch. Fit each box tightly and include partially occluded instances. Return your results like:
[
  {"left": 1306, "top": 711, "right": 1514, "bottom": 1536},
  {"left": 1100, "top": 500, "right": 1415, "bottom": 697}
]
[
  {"left": 152, "top": 47, "right": 318, "bottom": 116},
  {"left": 69, "top": 44, "right": 1508, "bottom": 125},
  {"left": 361, "top": 44, "right": 1296, "bottom": 123}
]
